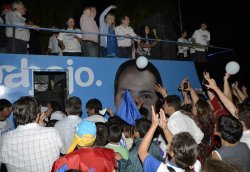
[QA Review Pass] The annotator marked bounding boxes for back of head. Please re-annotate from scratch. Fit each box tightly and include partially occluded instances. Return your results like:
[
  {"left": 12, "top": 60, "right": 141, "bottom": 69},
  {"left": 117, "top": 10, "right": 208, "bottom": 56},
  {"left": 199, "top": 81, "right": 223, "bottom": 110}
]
[
  {"left": 194, "top": 99, "right": 213, "bottom": 133},
  {"left": 65, "top": 96, "right": 82, "bottom": 116},
  {"left": 67, "top": 120, "right": 96, "bottom": 154},
  {"left": 238, "top": 97, "right": 250, "bottom": 113},
  {"left": 170, "top": 132, "right": 198, "bottom": 170},
  {"left": 237, "top": 110, "right": 250, "bottom": 130},
  {"left": 11, "top": 0, "right": 23, "bottom": 11},
  {"left": 49, "top": 101, "right": 63, "bottom": 113},
  {"left": 216, "top": 115, "right": 243, "bottom": 144},
  {"left": 202, "top": 159, "right": 244, "bottom": 172},
  {"left": 46, "top": 119, "right": 59, "bottom": 127},
  {"left": 135, "top": 118, "right": 151, "bottom": 138},
  {"left": 1, "top": 4, "right": 11, "bottom": 12},
  {"left": 0, "top": 99, "right": 12, "bottom": 111},
  {"left": 165, "top": 95, "right": 181, "bottom": 111},
  {"left": 107, "top": 116, "right": 126, "bottom": 127},
  {"left": 85, "top": 98, "right": 102, "bottom": 114},
  {"left": 180, "top": 103, "right": 193, "bottom": 114},
  {"left": 108, "top": 124, "right": 122, "bottom": 143},
  {"left": 13, "top": 96, "right": 40, "bottom": 126},
  {"left": 94, "top": 122, "right": 109, "bottom": 146}
]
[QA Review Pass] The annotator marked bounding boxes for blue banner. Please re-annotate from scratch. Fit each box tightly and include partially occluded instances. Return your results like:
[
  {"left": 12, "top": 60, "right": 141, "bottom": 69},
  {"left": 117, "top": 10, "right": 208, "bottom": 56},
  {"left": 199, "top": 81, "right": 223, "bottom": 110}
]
[{"left": 0, "top": 54, "right": 201, "bottom": 122}]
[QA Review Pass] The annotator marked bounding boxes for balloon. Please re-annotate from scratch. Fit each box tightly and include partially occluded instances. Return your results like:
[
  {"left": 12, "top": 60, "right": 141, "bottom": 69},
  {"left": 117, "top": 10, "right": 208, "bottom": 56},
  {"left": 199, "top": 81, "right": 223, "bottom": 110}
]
[
  {"left": 225, "top": 61, "right": 240, "bottom": 75},
  {"left": 136, "top": 56, "right": 148, "bottom": 69}
]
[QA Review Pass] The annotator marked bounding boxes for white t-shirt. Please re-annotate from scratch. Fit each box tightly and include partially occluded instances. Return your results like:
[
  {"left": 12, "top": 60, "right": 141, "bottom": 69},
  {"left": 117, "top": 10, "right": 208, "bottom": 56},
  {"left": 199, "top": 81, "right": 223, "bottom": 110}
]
[
  {"left": 241, "top": 130, "right": 250, "bottom": 149},
  {"left": 115, "top": 25, "right": 137, "bottom": 47},
  {"left": 54, "top": 115, "right": 82, "bottom": 154},
  {"left": 144, "top": 155, "right": 201, "bottom": 172},
  {"left": 167, "top": 111, "right": 204, "bottom": 144},
  {"left": 188, "top": 37, "right": 195, "bottom": 54},
  {"left": 48, "top": 35, "right": 62, "bottom": 54},
  {"left": 50, "top": 111, "right": 67, "bottom": 121},
  {"left": 57, "top": 29, "right": 82, "bottom": 53},
  {"left": 192, "top": 29, "right": 210, "bottom": 51},
  {"left": 84, "top": 114, "right": 107, "bottom": 123},
  {"left": 177, "top": 37, "right": 189, "bottom": 57}
]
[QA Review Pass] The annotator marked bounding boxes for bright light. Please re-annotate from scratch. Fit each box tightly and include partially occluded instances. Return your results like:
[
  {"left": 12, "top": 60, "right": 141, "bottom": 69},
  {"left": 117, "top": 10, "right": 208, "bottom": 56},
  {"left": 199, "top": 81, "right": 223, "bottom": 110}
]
[{"left": 0, "top": 86, "right": 6, "bottom": 96}]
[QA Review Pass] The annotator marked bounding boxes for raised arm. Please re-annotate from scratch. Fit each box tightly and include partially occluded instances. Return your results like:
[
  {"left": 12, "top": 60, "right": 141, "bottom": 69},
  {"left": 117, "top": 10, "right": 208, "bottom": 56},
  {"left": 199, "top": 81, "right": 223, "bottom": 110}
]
[
  {"left": 205, "top": 77, "right": 237, "bottom": 117},
  {"left": 159, "top": 109, "right": 173, "bottom": 144},
  {"left": 138, "top": 106, "right": 159, "bottom": 163},
  {"left": 241, "top": 85, "right": 249, "bottom": 97},
  {"left": 99, "top": 5, "right": 116, "bottom": 28},
  {"left": 155, "top": 84, "right": 167, "bottom": 98},
  {"left": 138, "top": 106, "right": 172, "bottom": 163},
  {"left": 187, "top": 80, "right": 200, "bottom": 105},
  {"left": 233, "top": 81, "right": 248, "bottom": 102},
  {"left": 223, "top": 73, "right": 233, "bottom": 101}
]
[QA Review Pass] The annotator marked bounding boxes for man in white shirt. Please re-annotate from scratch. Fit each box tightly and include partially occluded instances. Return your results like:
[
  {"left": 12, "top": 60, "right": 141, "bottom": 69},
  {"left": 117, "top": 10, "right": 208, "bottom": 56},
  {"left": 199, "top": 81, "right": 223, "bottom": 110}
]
[
  {"left": 192, "top": 22, "right": 210, "bottom": 62},
  {"left": 163, "top": 95, "right": 204, "bottom": 144},
  {"left": 5, "top": 1, "right": 39, "bottom": 54},
  {"left": 47, "top": 27, "right": 62, "bottom": 55},
  {"left": 84, "top": 98, "right": 107, "bottom": 123},
  {"left": 115, "top": 16, "right": 137, "bottom": 58},
  {"left": 177, "top": 31, "right": 189, "bottom": 59},
  {"left": 54, "top": 96, "right": 83, "bottom": 154},
  {"left": 0, "top": 96, "right": 62, "bottom": 172}
]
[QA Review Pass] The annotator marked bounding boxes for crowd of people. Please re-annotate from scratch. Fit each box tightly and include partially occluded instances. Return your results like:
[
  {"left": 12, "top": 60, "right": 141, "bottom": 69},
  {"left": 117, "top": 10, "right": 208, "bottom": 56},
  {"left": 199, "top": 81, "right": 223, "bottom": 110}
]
[
  {"left": 0, "top": 1, "right": 210, "bottom": 62},
  {"left": 0, "top": 58, "right": 249, "bottom": 172}
]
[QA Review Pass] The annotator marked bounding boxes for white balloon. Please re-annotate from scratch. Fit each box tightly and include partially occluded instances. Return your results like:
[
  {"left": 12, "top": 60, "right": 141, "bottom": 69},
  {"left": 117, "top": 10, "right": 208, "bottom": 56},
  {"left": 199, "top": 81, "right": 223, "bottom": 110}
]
[
  {"left": 136, "top": 56, "right": 148, "bottom": 69},
  {"left": 225, "top": 61, "right": 240, "bottom": 75}
]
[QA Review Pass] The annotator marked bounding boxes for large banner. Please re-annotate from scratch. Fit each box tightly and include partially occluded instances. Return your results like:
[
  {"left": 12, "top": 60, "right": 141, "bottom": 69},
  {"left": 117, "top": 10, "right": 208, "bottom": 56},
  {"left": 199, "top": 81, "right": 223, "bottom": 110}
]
[{"left": 0, "top": 54, "right": 201, "bottom": 120}]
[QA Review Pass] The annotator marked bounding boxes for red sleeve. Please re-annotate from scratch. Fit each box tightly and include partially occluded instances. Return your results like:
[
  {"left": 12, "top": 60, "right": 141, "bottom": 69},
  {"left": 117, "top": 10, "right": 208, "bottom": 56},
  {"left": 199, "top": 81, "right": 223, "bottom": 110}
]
[
  {"left": 51, "top": 147, "right": 117, "bottom": 172},
  {"left": 210, "top": 96, "right": 230, "bottom": 120}
]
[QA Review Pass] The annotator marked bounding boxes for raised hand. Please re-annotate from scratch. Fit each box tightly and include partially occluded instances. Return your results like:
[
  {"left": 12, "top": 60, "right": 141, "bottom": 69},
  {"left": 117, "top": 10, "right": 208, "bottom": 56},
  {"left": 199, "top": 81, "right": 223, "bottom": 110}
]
[
  {"left": 155, "top": 84, "right": 167, "bottom": 98},
  {"left": 159, "top": 109, "right": 167, "bottom": 130},
  {"left": 151, "top": 106, "right": 159, "bottom": 128},
  {"left": 36, "top": 112, "right": 46, "bottom": 126},
  {"left": 110, "top": 5, "right": 117, "bottom": 9},
  {"left": 224, "top": 72, "right": 230, "bottom": 81}
]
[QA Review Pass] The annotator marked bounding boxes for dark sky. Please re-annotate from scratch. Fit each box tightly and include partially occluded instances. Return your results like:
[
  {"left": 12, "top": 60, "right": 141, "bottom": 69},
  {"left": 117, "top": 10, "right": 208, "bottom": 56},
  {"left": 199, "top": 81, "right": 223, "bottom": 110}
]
[
  {"left": 179, "top": 0, "right": 249, "bottom": 85},
  {"left": 180, "top": 0, "right": 247, "bottom": 61}
]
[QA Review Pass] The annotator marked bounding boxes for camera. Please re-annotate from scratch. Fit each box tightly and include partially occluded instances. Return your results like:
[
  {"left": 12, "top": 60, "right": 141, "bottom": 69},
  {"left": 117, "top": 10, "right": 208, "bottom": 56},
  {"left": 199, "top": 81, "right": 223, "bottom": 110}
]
[
  {"left": 183, "top": 82, "right": 188, "bottom": 89},
  {"left": 178, "top": 82, "right": 188, "bottom": 92}
]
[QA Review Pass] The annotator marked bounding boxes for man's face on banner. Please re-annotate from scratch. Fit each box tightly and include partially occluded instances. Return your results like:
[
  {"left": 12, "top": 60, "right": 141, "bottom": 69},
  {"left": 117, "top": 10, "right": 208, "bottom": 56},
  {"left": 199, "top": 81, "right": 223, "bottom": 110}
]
[{"left": 115, "top": 66, "right": 158, "bottom": 120}]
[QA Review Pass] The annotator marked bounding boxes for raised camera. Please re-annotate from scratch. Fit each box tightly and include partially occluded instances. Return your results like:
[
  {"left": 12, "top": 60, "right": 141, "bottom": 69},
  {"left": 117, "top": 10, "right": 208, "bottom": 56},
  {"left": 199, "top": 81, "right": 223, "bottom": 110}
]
[{"left": 183, "top": 82, "right": 188, "bottom": 89}]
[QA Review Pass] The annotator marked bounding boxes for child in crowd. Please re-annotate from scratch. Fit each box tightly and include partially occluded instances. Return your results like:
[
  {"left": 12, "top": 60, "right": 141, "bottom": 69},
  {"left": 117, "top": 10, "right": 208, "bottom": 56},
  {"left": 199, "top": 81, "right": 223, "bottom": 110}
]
[
  {"left": 93, "top": 122, "right": 109, "bottom": 146},
  {"left": 138, "top": 107, "right": 201, "bottom": 172},
  {"left": 117, "top": 118, "right": 164, "bottom": 172},
  {"left": 121, "top": 123, "right": 134, "bottom": 150},
  {"left": 105, "top": 124, "right": 129, "bottom": 160}
]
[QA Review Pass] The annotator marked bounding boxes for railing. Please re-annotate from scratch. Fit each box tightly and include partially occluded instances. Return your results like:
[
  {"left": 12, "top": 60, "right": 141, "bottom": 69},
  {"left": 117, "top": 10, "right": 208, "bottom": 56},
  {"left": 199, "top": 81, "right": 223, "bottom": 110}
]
[{"left": 0, "top": 23, "right": 234, "bottom": 58}]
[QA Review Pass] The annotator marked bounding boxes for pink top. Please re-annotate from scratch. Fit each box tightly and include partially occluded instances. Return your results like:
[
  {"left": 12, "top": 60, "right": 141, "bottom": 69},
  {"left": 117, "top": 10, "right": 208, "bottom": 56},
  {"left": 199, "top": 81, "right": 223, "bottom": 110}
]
[{"left": 80, "top": 14, "right": 99, "bottom": 43}]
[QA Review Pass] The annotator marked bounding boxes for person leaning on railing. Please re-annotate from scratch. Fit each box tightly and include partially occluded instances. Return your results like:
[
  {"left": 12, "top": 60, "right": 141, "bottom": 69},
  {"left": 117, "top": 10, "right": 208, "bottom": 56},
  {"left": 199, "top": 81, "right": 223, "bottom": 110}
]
[{"left": 5, "top": 0, "right": 39, "bottom": 54}]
